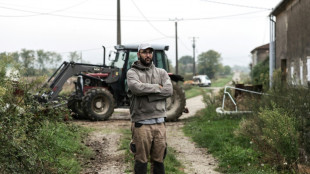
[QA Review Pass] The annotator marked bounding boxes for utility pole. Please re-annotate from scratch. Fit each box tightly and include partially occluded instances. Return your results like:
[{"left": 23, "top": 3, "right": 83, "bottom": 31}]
[
  {"left": 170, "top": 18, "right": 182, "bottom": 75},
  {"left": 117, "top": 0, "right": 121, "bottom": 45},
  {"left": 175, "top": 20, "right": 178, "bottom": 75},
  {"left": 191, "top": 37, "right": 197, "bottom": 76}
]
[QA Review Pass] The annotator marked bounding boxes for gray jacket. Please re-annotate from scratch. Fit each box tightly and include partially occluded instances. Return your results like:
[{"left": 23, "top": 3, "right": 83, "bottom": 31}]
[{"left": 127, "top": 61, "right": 173, "bottom": 122}]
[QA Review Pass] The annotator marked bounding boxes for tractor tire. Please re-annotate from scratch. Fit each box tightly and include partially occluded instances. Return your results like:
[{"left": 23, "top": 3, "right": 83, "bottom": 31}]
[
  {"left": 67, "top": 94, "right": 87, "bottom": 119},
  {"left": 82, "top": 88, "right": 115, "bottom": 121},
  {"left": 165, "top": 81, "right": 186, "bottom": 121}
]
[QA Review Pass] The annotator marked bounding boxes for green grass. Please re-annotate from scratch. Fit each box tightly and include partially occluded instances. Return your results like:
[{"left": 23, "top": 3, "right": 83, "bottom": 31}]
[
  {"left": 185, "top": 86, "right": 203, "bottom": 99},
  {"left": 212, "top": 74, "right": 233, "bottom": 87},
  {"left": 119, "top": 129, "right": 185, "bottom": 174},
  {"left": 183, "top": 106, "right": 278, "bottom": 174},
  {"left": 184, "top": 75, "right": 233, "bottom": 99},
  {"left": 36, "top": 121, "right": 93, "bottom": 174}
]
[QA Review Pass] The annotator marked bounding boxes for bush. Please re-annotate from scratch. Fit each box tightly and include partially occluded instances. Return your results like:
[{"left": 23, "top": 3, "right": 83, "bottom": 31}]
[
  {"left": 0, "top": 55, "right": 90, "bottom": 173},
  {"left": 237, "top": 103, "right": 298, "bottom": 170},
  {"left": 251, "top": 57, "right": 269, "bottom": 87},
  {"left": 236, "top": 71, "right": 310, "bottom": 172}
]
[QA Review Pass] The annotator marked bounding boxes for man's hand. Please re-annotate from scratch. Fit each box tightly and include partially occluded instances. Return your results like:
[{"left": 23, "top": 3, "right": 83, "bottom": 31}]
[{"left": 159, "top": 84, "right": 163, "bottom": 88}]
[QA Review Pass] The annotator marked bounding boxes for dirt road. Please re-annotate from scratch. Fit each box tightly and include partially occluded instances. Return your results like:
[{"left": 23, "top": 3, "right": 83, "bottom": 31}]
[
  {"left": 76, "top": 95, "right": 219, "bottom": 174},
  {"left": 167, "top": 95, "right": 219, "bottom": 174}
]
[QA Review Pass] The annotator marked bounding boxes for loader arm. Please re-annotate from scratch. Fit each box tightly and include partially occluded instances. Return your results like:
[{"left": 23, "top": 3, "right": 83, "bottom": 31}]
[{"left": 41, "top": 61, "right": 119, "bottom": 102}]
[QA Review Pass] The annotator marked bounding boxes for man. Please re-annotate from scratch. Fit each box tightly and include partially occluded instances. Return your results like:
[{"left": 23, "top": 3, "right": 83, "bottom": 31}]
[{"left": 127, "top": 43, "right": 173, "bottom": 174}]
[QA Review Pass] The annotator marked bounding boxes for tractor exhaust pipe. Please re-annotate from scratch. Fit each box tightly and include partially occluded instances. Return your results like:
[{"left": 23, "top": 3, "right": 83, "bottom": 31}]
[{"left": 102, "top": 46, "right": 106, "bottom": 66}]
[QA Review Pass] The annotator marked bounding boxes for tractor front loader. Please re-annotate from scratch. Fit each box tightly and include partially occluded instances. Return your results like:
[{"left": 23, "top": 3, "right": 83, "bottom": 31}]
[{"left": 38, "top": 60, "right": 120, "bottom": 121}]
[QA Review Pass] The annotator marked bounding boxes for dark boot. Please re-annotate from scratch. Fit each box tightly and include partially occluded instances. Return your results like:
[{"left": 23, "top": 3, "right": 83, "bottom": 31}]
[
  {"left": 153, "top": 161, "right": 165, "bottom": 174},
  {"left": 134, "top": 160, "right": 147, "bottom": 174}
]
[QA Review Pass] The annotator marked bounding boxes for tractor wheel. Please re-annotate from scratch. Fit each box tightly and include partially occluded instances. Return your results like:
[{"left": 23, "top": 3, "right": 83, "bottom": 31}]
[
  {"left": 67, "top": 94, "right": 87, "bottom": 119},
  {"left": 165, "top": 81, "right": 186, "bottom": 121},
  {"left": 82, "top": 88, "right": 115, "bottom": 121}
]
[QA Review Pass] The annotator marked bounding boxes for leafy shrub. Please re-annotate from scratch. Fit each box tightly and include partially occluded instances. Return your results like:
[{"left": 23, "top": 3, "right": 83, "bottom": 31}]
[
  {"left": 251, "top": 57, "right": 269, "bottom": 87},
  {"left": 0, "top": 55, "right": 90, "bottom": 173},
  {"left": 237, "top": 103, "right": 298, "bottom": 170}
]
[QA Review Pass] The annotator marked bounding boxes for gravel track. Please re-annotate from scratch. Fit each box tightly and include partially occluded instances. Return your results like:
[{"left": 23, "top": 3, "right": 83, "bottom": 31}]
[{"left": 76, "top": 95, "right": 220, "bottom": 174}]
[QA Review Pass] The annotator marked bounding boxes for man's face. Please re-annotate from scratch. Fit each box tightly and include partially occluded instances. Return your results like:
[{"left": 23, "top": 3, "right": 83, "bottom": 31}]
[{"left": 138, "top": 48, "right": 153, "bottom": 66}]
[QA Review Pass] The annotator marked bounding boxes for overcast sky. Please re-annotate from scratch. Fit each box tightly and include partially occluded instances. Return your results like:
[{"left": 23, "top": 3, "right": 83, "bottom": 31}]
[{"left": 0, "top": 0, "right": 282, "bottom": 67}]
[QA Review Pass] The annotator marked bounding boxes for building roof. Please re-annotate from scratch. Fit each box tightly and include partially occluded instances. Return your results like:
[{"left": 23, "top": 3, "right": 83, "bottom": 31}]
[
  {"left": 270, "top": 0, "right": 293, "bottom": 16},
  {"left": 251, "top": 43, "right": 269, "bottom": 53}
]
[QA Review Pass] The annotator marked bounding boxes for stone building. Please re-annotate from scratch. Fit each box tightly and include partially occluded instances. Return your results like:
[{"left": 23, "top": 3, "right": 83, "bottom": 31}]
[
  {"left": 251, "top": 43, "right": 269, "bottom": 67},
  {"left": 271, "top": 0, "right": 310, "bottom": 85}
]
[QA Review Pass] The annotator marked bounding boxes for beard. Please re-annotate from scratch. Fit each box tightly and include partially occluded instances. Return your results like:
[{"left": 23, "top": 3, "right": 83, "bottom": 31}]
[{"left": 139, "top": 57, "right": 153, "bottom": 66}]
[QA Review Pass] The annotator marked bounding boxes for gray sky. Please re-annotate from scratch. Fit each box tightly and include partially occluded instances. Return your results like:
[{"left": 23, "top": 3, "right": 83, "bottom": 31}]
[{"left": 0, "top": 0, "right": 281, "bottom": 67}]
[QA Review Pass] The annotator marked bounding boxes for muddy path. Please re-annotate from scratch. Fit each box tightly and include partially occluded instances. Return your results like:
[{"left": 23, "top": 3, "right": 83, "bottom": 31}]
[{"left": 75, "top": 95, "right": 219, "bottom": 174}]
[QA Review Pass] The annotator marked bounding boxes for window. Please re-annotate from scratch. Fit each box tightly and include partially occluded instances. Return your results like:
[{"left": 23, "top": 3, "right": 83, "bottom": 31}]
[
  {"left": 111, "top": 51, "right": 126, "bottom": 69},
  {"left": 127, "top": 51, "right": 138, "bottom": 70},
  {"left": 156, "top": 51, "right": 164, "bottom": 69}
]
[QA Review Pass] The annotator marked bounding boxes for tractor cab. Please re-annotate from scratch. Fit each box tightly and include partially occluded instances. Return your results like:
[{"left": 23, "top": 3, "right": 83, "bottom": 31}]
[
  {"left": 110, "top": 44, "right": 170, "bottom": 71},
  {"left": 108, "top": 44, "right": 171, "bottom": 106}
]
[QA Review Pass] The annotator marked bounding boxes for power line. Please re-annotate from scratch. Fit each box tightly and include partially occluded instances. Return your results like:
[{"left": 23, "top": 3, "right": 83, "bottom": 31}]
[
  {"left": 0, "top": 5, "right": 117, "bottom": 20},
  {"left": 183, "top": 9, "right": 269, "bottom": 21},
  {"left": 130, "top": 0, "right": 171, "bottom": 38},
  {"left": 0, "top": 0, "right": 90, "bottom": 17},
  {"left": 0, "top": 4, "right": 269, "bottom": 22},
  {"left": 58, "top": 47, "right": 103, "bottom": 54},
  {"left": 201, "top": 0, "right": 271, "bottom": 10},
  {"left": 57, "top": 37, "right": 170, "bottom": 54},
  {"left": 0, "top": 1, "right": 161, "bottom": 19},
  {"left": 0, "top": 5, "right": 168, "bottom": 21},
  {"left": 179, "top": 38, "right": 192, "bottom": 52}
]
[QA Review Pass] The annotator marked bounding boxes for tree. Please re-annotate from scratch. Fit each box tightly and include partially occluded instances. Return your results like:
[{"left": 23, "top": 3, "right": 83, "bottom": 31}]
[
  {"left": 49, "top": 52, "right": 63, "bottom": 70},
  {"left": 20, "top": 49, "right": 35, "bottom": 76},
  {"left": 168, "top": 59, "right": 174, "bottom": 73},
  {"left": 197, "top": 50, "right": 221, "bottom": 79},
  {"left": 178, "top": 55, "right": 193, "bottom": 75},
  {"left": 36, "top": 50, "right": 50, "bottom": 74},
  {"left": 68, "top": 51, "right": 81, "bottom": 63},
  {"left": 223, "top": 65, "right": 232, "bottom": 75},
  {"left": 252, "top": 57, "right": 269, "bottom": 86},
  {"left": 10, "top": 52, "right": 19, "bottom": 63}
]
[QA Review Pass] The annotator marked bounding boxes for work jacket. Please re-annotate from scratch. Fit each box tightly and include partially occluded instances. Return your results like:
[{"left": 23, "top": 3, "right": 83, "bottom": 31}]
[{"left": 127, "top": 61, "right": 173, "bottom": 122}]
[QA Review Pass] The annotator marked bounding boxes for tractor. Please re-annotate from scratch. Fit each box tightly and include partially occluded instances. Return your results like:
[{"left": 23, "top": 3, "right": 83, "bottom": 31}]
[{"left": 39, "top": 44, "right": 186, "bottom": 121}]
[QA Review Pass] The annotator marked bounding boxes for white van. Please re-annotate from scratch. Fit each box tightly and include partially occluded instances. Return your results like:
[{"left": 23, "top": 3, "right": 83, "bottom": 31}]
[{"left": 193, "top": 75, "right": 211, "bottom": 87}]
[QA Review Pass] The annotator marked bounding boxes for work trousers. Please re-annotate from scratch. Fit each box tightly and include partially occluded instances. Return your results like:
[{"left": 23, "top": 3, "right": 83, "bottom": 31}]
[{"left": 130, "top": 122, "right": 167, "bottom": 174}]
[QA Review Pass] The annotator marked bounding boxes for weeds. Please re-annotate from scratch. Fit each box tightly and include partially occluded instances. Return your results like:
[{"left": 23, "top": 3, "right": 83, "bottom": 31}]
[
  {"left": 183, "top": 105, "right": 268, "bottom": 173},
  {"left": 184, "top": 74, "right": 310, "bottom": 173},
  {"left": 0, "top": 55, "right": 90, "bottom": 173}
]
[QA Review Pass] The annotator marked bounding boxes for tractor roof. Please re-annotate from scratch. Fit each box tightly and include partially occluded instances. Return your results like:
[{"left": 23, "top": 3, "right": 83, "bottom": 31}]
[{"left": 115, "top": 44, "right": 169, "bottom": 51}]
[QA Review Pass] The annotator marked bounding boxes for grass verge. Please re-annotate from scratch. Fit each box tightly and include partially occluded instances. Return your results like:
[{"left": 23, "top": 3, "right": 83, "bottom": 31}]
[
  {"left": 36, "top": 121, "right": 93, "bottom": 174},
  {"left": 185, "top": 74, "right": 233, "bottom": 99},
  {"left": 119, "top": 129, "right": 185, "bottom": 174},
  {"left": 183, "top": 105, "right": 278, "bottom": 174},
  {"left": 185, "top": 86, "right": 203, "bottom": 99},
  {"left": 212, "top": 74, "right": 233, "bottom": 87}
]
